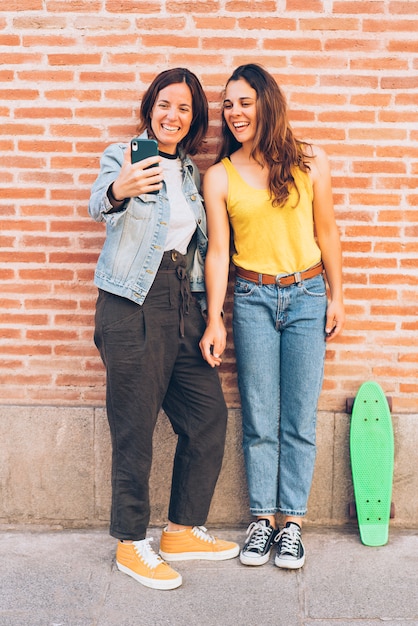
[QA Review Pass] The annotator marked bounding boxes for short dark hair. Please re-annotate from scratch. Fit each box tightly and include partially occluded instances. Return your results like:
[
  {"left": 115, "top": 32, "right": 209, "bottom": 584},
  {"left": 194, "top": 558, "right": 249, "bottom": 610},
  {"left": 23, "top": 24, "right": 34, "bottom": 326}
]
[{"left": 137, "top": 68, "right": 208, "bottom": 156}]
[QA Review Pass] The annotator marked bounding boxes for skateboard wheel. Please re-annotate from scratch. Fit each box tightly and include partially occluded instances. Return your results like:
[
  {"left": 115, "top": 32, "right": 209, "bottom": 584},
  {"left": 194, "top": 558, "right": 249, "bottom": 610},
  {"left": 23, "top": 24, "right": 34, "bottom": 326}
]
[
  {"left": 348, "top": 501, "right": 357, "bottom": 519},
  {"left": 348, "top": 501, "right": 394, "bottom": 520},
  {"left": 346, "top": 395, "right": 392, "bottom": 413},
  {"left": 346, "top": 397, "right": 354, "bottom": 413}
]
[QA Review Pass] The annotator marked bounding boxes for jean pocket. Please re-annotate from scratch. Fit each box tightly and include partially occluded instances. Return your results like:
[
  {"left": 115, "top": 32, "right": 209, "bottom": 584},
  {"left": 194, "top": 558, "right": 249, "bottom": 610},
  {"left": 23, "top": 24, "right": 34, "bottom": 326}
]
[
  {"left": 234, "top": 277, "right": 258, "bottom": 297},
  {"left": 300, "top": 275, "right": 327, "bottom": 297}
]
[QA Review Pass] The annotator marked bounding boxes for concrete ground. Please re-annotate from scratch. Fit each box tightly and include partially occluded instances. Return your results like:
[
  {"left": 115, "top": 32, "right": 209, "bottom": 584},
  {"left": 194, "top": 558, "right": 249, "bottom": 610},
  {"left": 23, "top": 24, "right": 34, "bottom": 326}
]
[{"left": 1, "top": 525, "right": 417, "bottom": 626}]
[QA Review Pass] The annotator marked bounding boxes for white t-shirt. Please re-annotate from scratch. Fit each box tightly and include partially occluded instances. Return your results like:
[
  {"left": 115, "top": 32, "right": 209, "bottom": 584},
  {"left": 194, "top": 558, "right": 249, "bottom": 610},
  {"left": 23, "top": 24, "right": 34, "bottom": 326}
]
[{"left": 162, "top": 154, "right": 196, "bottom": 254}]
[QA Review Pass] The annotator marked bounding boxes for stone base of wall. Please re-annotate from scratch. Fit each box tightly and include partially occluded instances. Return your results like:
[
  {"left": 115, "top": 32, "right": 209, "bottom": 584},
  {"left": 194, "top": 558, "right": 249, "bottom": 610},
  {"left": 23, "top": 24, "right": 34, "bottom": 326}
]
[{"left": 0, "top": 406, "right": 416, "bottom": 529}]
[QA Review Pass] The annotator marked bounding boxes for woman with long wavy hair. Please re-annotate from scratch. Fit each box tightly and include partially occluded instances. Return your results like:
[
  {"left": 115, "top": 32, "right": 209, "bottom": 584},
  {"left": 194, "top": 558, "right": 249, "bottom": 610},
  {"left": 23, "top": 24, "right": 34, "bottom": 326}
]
[{"left": 200, "top": 64, "right": 344, "bottom": 570}]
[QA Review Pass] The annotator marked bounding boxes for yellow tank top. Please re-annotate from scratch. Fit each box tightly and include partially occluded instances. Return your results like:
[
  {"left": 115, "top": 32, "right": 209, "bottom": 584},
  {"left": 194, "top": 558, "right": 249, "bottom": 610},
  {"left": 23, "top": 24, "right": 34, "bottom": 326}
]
[{"left": 222, "top": 157, "right": 321, "bottom": 275}]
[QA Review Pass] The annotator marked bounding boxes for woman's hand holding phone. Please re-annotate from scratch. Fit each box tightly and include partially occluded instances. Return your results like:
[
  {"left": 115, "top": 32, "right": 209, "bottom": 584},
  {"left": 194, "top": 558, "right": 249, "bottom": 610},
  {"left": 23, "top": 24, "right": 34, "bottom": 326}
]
[{"left": 110, "top": 139, "right": 163, "bottom": 202}]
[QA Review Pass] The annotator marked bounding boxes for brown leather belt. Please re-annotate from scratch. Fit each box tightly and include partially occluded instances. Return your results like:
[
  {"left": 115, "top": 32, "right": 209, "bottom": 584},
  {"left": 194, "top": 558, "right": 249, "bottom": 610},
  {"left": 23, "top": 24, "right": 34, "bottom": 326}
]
[{"left": 235, "top": 261, "right": 324, "bottom": 287}]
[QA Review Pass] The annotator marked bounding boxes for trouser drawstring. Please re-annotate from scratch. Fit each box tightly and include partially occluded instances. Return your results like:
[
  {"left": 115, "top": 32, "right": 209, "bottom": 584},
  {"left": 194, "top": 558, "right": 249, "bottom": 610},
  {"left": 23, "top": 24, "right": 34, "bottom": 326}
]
[{"left": 176, "top": 265, "right": 191, "bottom": 338}]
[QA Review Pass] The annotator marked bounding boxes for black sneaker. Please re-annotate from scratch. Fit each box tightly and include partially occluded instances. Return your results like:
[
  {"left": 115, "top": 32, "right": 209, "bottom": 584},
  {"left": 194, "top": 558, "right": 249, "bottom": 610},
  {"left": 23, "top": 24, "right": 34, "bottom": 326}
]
[
  {"left": 240, "top": 519, "right": 277, "bottom": 566},
  {"left": 274, "top": 521, "right": 305, "bottom": 569}
]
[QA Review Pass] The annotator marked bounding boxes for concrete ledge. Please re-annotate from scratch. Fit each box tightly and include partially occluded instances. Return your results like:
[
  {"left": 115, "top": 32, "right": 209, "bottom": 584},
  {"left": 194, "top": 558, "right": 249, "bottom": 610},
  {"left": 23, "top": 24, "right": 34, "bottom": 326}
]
[{"left": 0, "top": 405, "right": 417, "bottom": 529}]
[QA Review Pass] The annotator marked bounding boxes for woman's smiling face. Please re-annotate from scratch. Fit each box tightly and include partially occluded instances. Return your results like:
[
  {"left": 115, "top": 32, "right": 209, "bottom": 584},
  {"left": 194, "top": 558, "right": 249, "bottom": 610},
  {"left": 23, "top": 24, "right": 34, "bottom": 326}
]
[
  {"left": 150, "top": 82, "right": 193, "bottom": 154},
  {"left": 222, "top": 78, "right": 258, "bottom": 146}
]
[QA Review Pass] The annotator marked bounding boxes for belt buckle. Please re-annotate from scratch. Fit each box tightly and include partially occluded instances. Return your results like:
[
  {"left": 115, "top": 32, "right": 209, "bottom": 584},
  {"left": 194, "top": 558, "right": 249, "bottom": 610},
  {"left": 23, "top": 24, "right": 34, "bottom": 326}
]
[
  {"left": 275, "top": 272, "right": 299, "bottom": 287},
  {"left": 171, "top": 250, "right": 178, "bottom": 262}
]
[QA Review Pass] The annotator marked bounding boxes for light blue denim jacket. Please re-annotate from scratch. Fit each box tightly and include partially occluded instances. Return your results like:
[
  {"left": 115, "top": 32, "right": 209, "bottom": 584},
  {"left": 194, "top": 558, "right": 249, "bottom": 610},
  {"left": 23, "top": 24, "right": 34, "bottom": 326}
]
[{"left": 88, "top": 136, "right": 207, "bottom": 307}]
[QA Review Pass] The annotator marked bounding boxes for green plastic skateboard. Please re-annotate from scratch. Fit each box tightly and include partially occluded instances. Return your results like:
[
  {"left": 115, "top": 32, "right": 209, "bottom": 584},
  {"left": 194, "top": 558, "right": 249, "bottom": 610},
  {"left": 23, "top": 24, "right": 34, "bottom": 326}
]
[{"left": 349, "top": 381, "right": 394, "bottom": 547}]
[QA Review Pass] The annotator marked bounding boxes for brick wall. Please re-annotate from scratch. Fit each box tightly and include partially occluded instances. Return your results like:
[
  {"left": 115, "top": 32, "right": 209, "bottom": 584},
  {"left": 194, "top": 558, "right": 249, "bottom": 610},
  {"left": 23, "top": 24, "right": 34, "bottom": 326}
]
[{"left": 1, "top": 0, "right": 418, "bottom": 413}]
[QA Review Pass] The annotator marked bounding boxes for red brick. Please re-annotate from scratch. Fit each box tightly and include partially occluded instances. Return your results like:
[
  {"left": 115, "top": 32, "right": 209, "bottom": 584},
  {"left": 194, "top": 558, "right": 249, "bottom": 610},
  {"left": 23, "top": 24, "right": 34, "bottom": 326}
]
[
  {"left": 0, "top": 53, "right": 43, "bottom": 65},
  {"left": 264, "top": 38, "right": 322, "bottom": 51},
  {"left": 0, "top": 90, "right": 39, "bottom": 100},
  {"left": 48, "top": 54, "right": 102, "bottom": 66},
  {"left": 106, "top": 0, "right": 161, "bottom": 11},
  {"left": 14, "top": 107, "right": 72, "bottom": 119},
  {"left": 79, "top": 71, "right": 137, "bottom": 83},
  {"left": 225, "top": 0, "right": 276, "bottom": 9},
  {"left": 333, "top": 1, "right": 385, "bottom": 14},
  {"left": 286, "top": 0, "right": 323, "bottom": 9},
  {"left": 46, "top": 0, "right": 102, "bottom": 10},
  {"left": 22, "top": 36, "right": 76, "bottom": 47},
  {"left": 194, "top": 17, "right": 236, "bottom": 29},
  {"left": 168, "top": 0, "right": 220, "bottom": 11},
  {"left": 45, "top": 90, "right": 101, "bottom": 101}
]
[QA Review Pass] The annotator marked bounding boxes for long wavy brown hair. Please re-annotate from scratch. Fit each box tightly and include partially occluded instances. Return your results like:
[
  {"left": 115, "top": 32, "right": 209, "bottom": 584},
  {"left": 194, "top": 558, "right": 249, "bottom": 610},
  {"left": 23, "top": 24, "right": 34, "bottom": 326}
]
[
  {"left": 136, "top": 68, "right": 208, "bottom": 157},
  {"left": 217, "top": 64, "right": 312, "bottom": 207}
]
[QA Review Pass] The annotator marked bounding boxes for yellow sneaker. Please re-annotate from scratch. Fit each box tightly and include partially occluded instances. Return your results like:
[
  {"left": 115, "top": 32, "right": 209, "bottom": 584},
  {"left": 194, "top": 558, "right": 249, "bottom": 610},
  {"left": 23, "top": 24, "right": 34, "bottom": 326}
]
[
  {"left": 116, "top": 538, "right": 182, "bottom": 590},
  {"left": 159, "top": 526, "right": 240, "bottom": 561}
]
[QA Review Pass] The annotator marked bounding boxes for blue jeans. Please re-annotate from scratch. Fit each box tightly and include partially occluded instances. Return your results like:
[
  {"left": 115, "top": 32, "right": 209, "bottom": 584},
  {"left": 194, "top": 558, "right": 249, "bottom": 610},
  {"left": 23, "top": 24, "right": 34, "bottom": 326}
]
[{"left": 232, "top": 273, "right": 327, "bottom": 517}]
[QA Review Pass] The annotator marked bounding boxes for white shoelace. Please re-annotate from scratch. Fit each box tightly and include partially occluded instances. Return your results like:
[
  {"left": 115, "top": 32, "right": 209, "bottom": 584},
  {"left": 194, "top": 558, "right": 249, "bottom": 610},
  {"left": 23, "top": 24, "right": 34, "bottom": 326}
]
[
  {"left": 192, "top": 526, "right": 216, "bottom": 543},
  {"left": 133, "top": 538, "right": 164, "bottom": 569},
  {"left": 245, "top": 521, "right": 272, "bottom": 550},
  {"left": 276, "top": 526, "right": 301, "bottom": 557}
]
